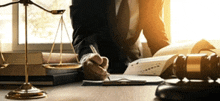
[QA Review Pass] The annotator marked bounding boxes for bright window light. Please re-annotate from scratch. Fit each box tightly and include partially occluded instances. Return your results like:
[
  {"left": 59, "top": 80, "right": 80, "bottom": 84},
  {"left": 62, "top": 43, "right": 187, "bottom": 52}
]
[
  {"left": 171, "top": 0, "right": 220, "bottom": 43},
  {"left": 0, "top": 0, "right": 12, "bottom": 43},
  {"left": 18, "top": 0, "right": 72, "bottom": 44}
]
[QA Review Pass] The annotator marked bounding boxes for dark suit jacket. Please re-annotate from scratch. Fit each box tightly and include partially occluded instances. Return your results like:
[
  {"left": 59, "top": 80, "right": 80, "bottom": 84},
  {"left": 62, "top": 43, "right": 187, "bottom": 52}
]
[{"left": 70, "top": 0, "right": 169, "bottom": 73}]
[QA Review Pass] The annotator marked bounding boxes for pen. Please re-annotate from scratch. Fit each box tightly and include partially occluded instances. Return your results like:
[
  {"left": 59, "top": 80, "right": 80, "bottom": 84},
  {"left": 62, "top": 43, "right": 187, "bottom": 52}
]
[{"left": 89, "top": 45, "right": 111, "bottom": 81}]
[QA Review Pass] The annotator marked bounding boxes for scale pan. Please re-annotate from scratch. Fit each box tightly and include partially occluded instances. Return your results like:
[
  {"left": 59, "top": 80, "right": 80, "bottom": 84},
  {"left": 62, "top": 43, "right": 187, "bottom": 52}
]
[
  {"left": 0, "top": 63, "right": 9, "bottom": 69},
  {"left": 43, "top": 63, "right": 82, "bottom": 70}
]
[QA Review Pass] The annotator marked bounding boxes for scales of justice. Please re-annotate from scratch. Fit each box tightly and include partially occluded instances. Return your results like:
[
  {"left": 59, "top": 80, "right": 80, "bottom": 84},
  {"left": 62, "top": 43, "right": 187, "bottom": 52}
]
[{"left": 0, "top": 0, "right": 81, "bottom": 99}]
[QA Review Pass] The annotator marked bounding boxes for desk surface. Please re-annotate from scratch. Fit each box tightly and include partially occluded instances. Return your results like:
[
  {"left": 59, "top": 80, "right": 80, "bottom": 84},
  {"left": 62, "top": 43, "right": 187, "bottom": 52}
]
[{"left": 0, "top": 75, "right": 163, "bottom": 101}]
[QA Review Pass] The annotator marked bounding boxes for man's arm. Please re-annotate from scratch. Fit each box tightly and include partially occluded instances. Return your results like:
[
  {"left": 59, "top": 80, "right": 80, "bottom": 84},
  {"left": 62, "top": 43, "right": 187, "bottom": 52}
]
[
  {"left": 72, "top": 35, "right": 110, "bottom": 80},
  {"left": 70, "top": 0, "right": 111, "bottom": 80},
  {"left": 139, "top": 0, "right": 170, "bottom": 55}
]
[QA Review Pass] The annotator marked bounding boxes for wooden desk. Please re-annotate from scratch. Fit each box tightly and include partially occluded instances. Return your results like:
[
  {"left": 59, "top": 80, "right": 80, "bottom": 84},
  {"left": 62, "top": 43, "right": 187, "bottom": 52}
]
[{"left": 0, "top": 75, "right": 163, "bottom": 101}]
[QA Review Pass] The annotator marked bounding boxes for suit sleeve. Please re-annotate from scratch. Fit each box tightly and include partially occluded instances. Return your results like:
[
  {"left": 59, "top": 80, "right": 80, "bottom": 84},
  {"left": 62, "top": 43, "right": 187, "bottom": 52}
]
[
  {"left": 139, "top": 0, "right": 170, "bottom": 55},
  {"left": 70, "top": 0, "right": 109, "bottom": 59}
]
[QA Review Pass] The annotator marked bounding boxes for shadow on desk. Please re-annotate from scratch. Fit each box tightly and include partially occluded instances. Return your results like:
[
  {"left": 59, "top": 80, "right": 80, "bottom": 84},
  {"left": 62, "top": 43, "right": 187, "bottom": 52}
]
[
  {"left": 0, "top": 75, "right": 164, "bottom": 101},
  {"left": 0, "top": 84, "right": 22, "bottom": 90}
]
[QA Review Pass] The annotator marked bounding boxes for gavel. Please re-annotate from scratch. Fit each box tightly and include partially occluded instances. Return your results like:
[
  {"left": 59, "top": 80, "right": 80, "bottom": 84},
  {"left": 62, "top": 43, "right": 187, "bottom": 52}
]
[{"left": 173, "top": 53, "right": 220, "bottom": 81}]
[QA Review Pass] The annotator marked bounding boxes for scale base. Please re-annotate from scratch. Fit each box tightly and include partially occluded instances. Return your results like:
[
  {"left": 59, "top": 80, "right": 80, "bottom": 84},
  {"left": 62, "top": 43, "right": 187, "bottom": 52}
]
[
  {"left": 156, "top": 79, "right": 220, "bottom": 101},
  {"left": 5, "top": 83, "right": 47, "bottom": 99}
]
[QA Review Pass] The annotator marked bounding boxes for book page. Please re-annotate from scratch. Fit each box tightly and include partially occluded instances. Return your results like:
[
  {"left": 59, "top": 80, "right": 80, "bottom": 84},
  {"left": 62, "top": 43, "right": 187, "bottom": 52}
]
[
  {"left": 153, "top": 39, "right": 215, "bottom": 57},
  {"left": 123, "top": 39, "right": 215, "bottom": 76},
  {"left": 210, "top": 49, "right": 220, "bottom": 56},
  {"left": 124, "top": 54, "right": 177, "bottom": 76}
]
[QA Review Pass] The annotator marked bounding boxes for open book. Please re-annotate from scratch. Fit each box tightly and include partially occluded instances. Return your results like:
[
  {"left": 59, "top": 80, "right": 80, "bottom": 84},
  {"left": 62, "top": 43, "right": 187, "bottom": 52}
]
[{"left": 124, "top": 39, "right": 216, "bottom": 76}]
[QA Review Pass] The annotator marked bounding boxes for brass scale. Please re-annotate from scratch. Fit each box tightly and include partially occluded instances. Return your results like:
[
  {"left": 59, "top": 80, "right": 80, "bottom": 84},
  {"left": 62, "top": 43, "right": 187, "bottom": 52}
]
[{"left": 0, "top": 0, "right": 81, "bottom": 99}]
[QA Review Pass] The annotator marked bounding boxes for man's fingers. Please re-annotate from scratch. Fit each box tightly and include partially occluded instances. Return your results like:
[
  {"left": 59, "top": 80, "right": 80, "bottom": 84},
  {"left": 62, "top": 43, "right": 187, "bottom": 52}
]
[
  {"left": 84, "top": 61, "right": 107, "bottom": 76},
  {"left": 101, "top": 57, "right": 109, "bottom": 70},
  {"left": 88, "top": 53, "right": 103, "bottom": 65},
  {"left": 81, "top": 53, "right": 109, "bottom": 80}
]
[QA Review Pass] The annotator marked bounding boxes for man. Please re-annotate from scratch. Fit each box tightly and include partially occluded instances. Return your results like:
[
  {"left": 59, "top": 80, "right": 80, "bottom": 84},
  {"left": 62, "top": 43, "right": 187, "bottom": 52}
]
[{"left": 70, "top": 0, "right": 169, "bottom": 80}]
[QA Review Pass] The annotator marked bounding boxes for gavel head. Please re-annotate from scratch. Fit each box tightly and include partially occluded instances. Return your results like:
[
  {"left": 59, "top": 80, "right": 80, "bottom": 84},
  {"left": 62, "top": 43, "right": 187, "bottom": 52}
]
[{"left": 173, "top": 53, "right": 220, "bottom": 81}]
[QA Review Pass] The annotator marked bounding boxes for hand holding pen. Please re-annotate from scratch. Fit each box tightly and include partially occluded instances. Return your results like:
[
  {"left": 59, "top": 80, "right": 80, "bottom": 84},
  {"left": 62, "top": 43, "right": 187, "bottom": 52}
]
[
  {"left": 90, "top": 45, "right": 111, "bottom": 81},
  {"left": 80, "top": 45, "right": 110, "bottom": 80}
]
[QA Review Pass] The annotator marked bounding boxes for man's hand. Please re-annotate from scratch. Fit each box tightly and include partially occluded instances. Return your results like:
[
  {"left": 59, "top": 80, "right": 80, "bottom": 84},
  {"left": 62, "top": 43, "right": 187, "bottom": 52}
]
[{"left": 81, "top": 53, "right": 109, "bottom": 80}]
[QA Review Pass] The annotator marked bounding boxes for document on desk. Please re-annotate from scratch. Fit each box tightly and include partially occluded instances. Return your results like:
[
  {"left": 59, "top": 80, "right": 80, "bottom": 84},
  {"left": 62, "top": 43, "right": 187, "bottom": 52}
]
[
  {"left": 82, "top": 75, "right": 163, "bottom": 86},
  {"left": 124, "top": 54, "right": 177, "bottom": 76},
  {"left": 82, "top": 55, "right": 176, "bottom": 86}
]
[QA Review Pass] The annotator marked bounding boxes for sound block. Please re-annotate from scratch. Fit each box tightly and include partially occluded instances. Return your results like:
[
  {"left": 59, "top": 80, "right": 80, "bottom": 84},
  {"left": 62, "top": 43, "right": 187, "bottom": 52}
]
[{"left": 155, "top": 79, "right": 220, "bottom": 101}]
